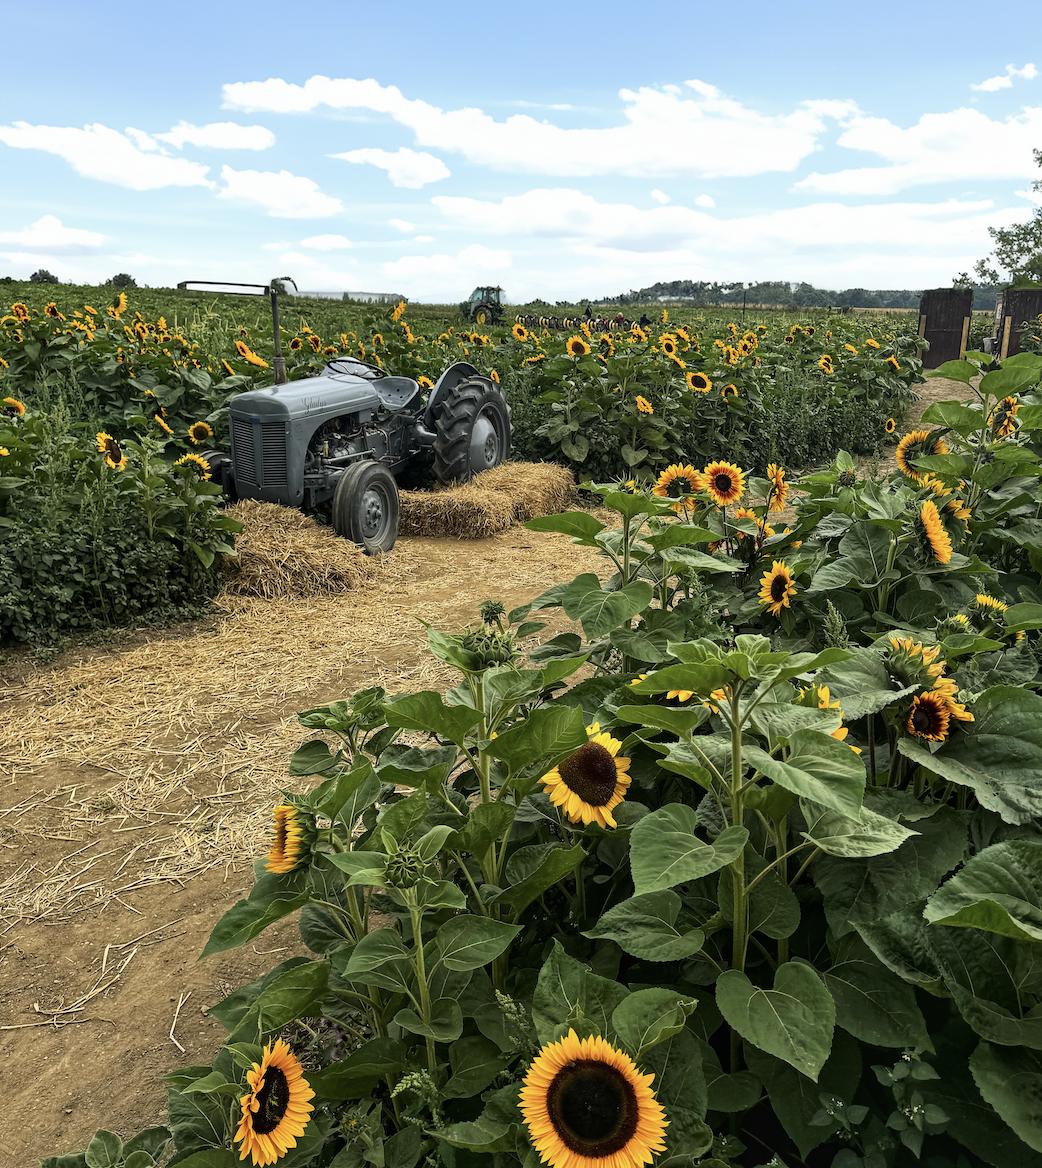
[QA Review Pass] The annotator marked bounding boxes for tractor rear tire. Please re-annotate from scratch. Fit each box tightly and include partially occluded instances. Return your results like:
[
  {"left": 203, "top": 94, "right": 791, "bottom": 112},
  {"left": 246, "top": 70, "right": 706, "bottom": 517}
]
[
  {"left": 332, "top": 462, "right": 400, "bottom": 554},
  {"left": 474, "top": 307, "right": 489, "bottom": 326},
  {"left": 432, "top": 378, "right": 511, "bottom": 484}
]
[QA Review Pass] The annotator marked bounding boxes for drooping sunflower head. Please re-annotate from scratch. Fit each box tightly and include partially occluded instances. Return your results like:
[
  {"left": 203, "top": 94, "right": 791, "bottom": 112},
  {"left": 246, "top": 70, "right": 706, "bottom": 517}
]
[
  {"left": 906, "top": 691, "right": 951, "bottom": 742},
  {"left": 188, "top": 420, "right": 214, "bottom": 446},
  {"left": 2, "top": 396, "right": 26, "bottom": 418},
  {"left": 885, "top": 417, "right": 896, "bottom": 434},
  {"left": 173, "top": 453, "right": 212, "bottom": 481},
  {"left": 520, "top": 1029, "right": 668, "bottom": 1168},
  {"left": 686, "top": 371, "right": 711, "bottom": 393},
  {"left": 703, "top": 460, "right": 745, "bottom": 507},
  {"left": 392, "top": 300, "right": 406, "bottom": 323},
  {"left": 234, "top": 1038, "right": 315, "bottom": 1167},
  {"left": 289, "top": 337, "right": 303, "bottom": 351},
  {"left": 221, "top": 359, "right": 236, "bottom": 377},
  {"left": 418, "top": 375, "right": 434, "bottom": 390},
  {"left": 916, "top": 499, "right": 953, "bottom": 565},
  {"left": 307, "top": 334, "right": 323, "bottom": 353},
  {"left": 653, "top": 463, "right": 702, "bottom": 504},
  {"left": 818, "top": 355, "right": 834, "bottom": 374},
  {"left": 886, "top": 635, "right": 946, "bottom": 687},
  {"left": 758, "top": 560, "right": 797, "bottom": 616},
  {"left": 567, "top": 335, "right": 592, "bottom": 358},
  {"left": 635, "top": 396, "right": 653, "bottom": 415},
  {"left": 265, "top": 803, "right": 317, "bottom": 874},
  {"left": 96, "top": 431, "right": 127, "bottom": 470},
  {"left": 895, "top": 430, "right": 949, "bottom": 483},
  {"left": 988, "top": 395, "right": 1019, "bottom": 439},
  {"left": 844, "top": 343, "right": 858, "bottom": 355},
  {"left": 44, "top": 301, "right": 63, "bottom": 319},
  {"left": 155, "top": 414, "right": 174, "bottom": 436},
  {"left": 765, "top": 463, "right": 788, "bottom": 511},
  {"left": 512, "top": 323, "right": 529, "bottom": 341},
  {"left": 973, "top": 593, "right": 1008, "bottom": 618},
  {"left": 887, "top": 355, "right": 901, "bottom": 371},
  {"left": 539, "top": 723, "right": 632, "bottom": 829}
]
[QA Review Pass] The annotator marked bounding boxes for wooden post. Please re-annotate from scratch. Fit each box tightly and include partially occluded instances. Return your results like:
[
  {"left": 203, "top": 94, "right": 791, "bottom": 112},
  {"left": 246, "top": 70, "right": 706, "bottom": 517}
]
[{"left": 959, "top": 316, "right": 970, "bottom": 358}]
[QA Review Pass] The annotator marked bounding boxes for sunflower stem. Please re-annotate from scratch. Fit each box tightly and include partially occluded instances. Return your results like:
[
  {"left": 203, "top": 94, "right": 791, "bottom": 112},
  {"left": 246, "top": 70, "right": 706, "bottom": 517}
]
[
  {"left": 728, "top": 690, "right": 748, "bottom": 1074},
  {"left": 407, "top": 901, "right": 438, "bottom": 1077}
]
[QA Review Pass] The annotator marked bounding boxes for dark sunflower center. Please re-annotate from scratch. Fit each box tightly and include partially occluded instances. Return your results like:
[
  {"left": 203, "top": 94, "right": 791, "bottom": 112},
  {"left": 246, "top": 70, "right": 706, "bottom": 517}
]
[
  {"left": 547, "top": 1060, "right": 639, "bottom": 1154},
  {"left": 912, "top": 706, "right": 937, "bottom": 734},
  {"left": 667, "top": 478, "right": 687, "bottom": 498},
  {"left": 770, "top": 573, "right": 788, "bottom": 602},
  {"left": 253, "top": 1066, "right": 290, "bottom": 1135},
  {"left": 558, "top": 743, "right": 618, "bottom": 807},
  {"left": 714, "top": 473, "right": 733, "bottom": 494}
]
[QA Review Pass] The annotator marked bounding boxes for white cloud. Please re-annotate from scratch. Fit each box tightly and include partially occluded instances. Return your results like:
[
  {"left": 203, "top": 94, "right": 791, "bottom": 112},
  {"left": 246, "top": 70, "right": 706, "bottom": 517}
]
[
  {"left": 796, "top": 105, "right": 1042, "bottom": 195},
  {"left": 381, "top": 243, "right": 511, "bottom": 289},
  {"left": 389, "top": 219, "right": 416, "bottom": 233},
  {"left": 217, "top": 166, "right": 343, "bottom": 217},
  {"left": 301, "top": 233, "right": 353, "bottom": 250},
  {"left": 971, "top": 63, "right": 1038, "bottom": 92},
  {"left": 330, "top": 146, "right": 450, "bottom": 188},
  {"left": 650, "top": 189, "right": 671, "bottom": 205},
  {"left": 262, "top": 240, "right": 294, "bottom": 250},
  {"left": 0, "top": 215, "right": 104, "bottom": 255},
  {"left": 414, "top": 235, "right": 434, "bottom": 242},
  {"left": 0, "top": 122, "right": 212, "bottom": 190},
  {"left": 694, "top": 194, "right": 715, "bottom": 208},
  {"left": 224, "top": 74, "right": 858, "bottom": 178},
  {"left": 156, "top": 121, "right": 275, "bottom": 150}
]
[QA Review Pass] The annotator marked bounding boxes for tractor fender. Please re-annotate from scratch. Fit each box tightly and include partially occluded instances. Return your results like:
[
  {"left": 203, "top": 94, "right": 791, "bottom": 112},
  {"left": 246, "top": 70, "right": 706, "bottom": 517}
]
[{"left": 423, "top": 361, "right": 482, "bottom": 430}]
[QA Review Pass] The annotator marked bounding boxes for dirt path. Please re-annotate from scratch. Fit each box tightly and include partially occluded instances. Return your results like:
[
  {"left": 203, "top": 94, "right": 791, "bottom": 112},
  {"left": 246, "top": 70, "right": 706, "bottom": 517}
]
[{"left": 0, "top": 525, "right": 606, "bottom": 1164}]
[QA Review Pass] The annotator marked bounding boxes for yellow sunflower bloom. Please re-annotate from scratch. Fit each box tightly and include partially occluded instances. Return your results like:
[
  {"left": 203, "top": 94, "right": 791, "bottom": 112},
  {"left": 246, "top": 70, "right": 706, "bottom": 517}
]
[
  {"left": 173, "top": 453, "right": 212, "bottom": 481},
  {"left": 539, "top": 723, "right": 632, "bottom": 829},
  {"left": 567, "top": 335, "right": 592, "bottom": 357},
  {"left": 765, "top": 463, "right": 788, "bottom": 512},
  {"left": 519, "top": 1029, "right": 668, "bottom": 1168},
  {"left": 703, "top": 460, "right": 746, "bottom": 507},
  {"left": 818, "top": 355, "right": 834, "bottom": 374},
  {"left": 918, "top": 500, "right": 952, "bottom": 564},
  {"left": 635, "top": 396, "right": 653, "bottom": 415},
  {"left": 885, "top": 418, "right": 896, "bottom": 434},
  {"left": 653, "top": 463, "right": 702, "bottom": 505},
  {"left": 3, "top": 397, "right": 26, "bottom": 417},
  {"left": 759, "top": 561, "right": 797, "bottom": 616},
  {"left": 895, "top": 430, "right": 949, "bottom": 483},
  {"left": 155, "top": 414, "right": 174, "bottom": 435},
  {"left": 512, "top": 323, "right": 529, "bottom": 341},
  {"left": 11, "top": 302, "right": 30, "bottom": 323},
  {"left": 906, "top": 692, "right": 951, "bottom": 742},
  {"left": 686, "top": 371, "right": 711, "bottom": 393},
  {"left": 234, "top": 1039, "right": 315, "bottom": 1167}
]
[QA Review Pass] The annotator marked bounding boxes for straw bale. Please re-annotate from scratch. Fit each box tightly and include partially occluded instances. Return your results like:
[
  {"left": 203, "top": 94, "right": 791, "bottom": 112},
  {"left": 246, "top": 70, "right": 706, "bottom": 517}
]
[
  {"left": 220, "top": 500, "right": 376, "bottom": 599},
  {"left": 399, "top": 461, "right": 575, "bottom": 538}
]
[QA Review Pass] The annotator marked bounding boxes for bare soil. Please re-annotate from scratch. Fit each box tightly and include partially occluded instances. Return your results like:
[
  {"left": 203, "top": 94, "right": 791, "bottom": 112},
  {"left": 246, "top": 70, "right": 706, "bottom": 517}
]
[{"left": 0, "top": 376, "right": 974, "bottom": 1165}]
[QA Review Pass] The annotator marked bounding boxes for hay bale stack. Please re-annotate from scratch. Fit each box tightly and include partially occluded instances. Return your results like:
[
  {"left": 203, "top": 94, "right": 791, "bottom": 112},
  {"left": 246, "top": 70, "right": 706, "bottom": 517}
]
[
  {"left": 399, "top": 462, "right": 575, "bottom": 538},
  {"left": 219, "top": 500, "right": 376, "bottom": 599}
]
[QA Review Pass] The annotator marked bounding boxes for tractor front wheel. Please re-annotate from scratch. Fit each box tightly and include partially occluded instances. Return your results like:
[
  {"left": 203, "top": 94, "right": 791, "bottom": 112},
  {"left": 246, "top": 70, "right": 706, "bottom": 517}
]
[
  {"left": 332, "top": 462, "right": 400, "bottom": 554},
  {"left": 432, "top": 378, "right": 511, "bottom": 484}
]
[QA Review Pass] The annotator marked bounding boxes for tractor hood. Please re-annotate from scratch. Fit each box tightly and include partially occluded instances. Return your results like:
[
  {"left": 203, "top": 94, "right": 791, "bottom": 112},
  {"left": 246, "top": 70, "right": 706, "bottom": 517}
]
[{"left": 229, "top": 370, "right": 384, "bottom": 425}]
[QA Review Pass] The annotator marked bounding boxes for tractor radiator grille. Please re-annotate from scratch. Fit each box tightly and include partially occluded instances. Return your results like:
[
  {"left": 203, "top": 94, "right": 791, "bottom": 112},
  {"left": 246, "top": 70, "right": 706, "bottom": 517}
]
[
  {"left": 231, "top": 419, "right": 288, "bottom": 488},
  {"left": 231, "top": 418, "right": 258, "bottom": 487},
  {"left": 260, "top": 424, "right": 288, "bottom": 486}
]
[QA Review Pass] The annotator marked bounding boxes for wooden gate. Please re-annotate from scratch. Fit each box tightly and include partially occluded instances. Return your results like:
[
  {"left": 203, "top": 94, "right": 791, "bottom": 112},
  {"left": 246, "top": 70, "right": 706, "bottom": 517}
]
[
  {"left": 994, "top": 288, "right": 1042, "bottom": 358},
  {"left": 917, "top": 289, "right": 973, "bottom": 368}
]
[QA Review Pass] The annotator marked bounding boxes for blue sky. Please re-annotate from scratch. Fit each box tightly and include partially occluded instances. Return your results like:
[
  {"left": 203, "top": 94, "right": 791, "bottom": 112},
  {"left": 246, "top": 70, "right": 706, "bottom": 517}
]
[{"left": 2, "top": 1, "right": 1041, "bottom": 302}]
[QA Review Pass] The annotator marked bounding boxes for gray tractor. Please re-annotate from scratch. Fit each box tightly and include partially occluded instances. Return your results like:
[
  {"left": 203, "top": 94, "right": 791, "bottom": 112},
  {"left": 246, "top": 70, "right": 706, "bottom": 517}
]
[{"left": 180, "top": 280, "right": 511, "bottom": 554}]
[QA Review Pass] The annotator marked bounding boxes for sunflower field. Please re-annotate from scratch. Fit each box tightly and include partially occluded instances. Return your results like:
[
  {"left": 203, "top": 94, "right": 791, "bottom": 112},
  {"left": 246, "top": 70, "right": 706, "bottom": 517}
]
[{"left": 50, "top": 342, "right": 1042, "bottom": 1168}]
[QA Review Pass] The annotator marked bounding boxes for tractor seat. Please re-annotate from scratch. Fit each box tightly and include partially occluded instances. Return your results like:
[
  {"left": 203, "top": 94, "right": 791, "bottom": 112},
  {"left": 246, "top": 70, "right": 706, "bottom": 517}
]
[{"left": 372, "top": 375, "right": 421, "bottom": 411}]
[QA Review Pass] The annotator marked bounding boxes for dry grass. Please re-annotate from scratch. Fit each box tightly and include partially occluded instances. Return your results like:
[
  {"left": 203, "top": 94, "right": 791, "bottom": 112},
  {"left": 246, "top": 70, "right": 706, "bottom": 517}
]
[{"left": 400, "top": 462, "right": 575, "bottom": 538}]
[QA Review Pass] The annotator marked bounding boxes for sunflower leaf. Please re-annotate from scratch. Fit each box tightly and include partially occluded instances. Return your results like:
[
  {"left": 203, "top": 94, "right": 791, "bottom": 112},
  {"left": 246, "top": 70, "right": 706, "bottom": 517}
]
[
  {"left": 84, "top": 1132, "right": 123, "bottom": 1168},
  {"left": 436, "top": 916, "right": 521, "bottom": 970},
  {"left": 561, "top": 573, "right": 655, "bottom": 640},
  {"left": 629, "top": 805, "right": 748, "bottom": 895},
  {"left": 524, "top": 511, "right": 606, "bottom": 544},
  {"left": 394, "top": 998, "right": 464, "bottom": 1042},
  {"left": 612, "top": 987, "right": 697, "bottom": 1057},
  {"left": 583, "top": 890, "right": 706, "bottom": 962}
]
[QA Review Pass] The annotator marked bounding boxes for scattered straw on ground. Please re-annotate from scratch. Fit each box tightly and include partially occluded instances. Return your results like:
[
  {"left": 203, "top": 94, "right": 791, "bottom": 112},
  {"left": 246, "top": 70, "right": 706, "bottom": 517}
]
[
  {"left": 220, "top": 501, "right": 376, "bottom": 599},
  {"left": 399, "top": 461, "right": 575, "bottom": 538}
]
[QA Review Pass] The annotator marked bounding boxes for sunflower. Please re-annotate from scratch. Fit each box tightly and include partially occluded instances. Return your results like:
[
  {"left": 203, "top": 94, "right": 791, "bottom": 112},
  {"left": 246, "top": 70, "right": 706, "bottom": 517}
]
[
  {"left": 113, "top": 291, "right": 128, "bottom": 317},
  {"left": 906, "top": 692, "right": 951, "bottom": 742},
  {"left": 886, "top": 636, "right": 946, "bottom": 688},
  {"left": 722, "top": 384, "right": 738, "bottom": 397},
  {"left": 2, "top": 397, "right": 26, "bottom": 417},
  {"left": 44, "top": 301, "right": 63, "bottom": 319},
  {"left": 818, "top": 355, "right": 834, "bottom": 374},
  {"left": 11, "top": 302, "right": 30, "bottom": 323},
  {"left": 234, "top": 341, "right": 270, "bottom": 369},
  {"left": 174, "top": 453, "right": 212, "bottom": 480},
  {"left": 0, "top": 447, "right": 7, "bottom": 457},
  {"left": 886, "top": 355, "right": 901, "bottom": 371},
  {"left": 931, "top": 675, "right": 974, "bottom": 723},
  {"left": 265, "top": 804, "right": 315, "bottom": 874},
  {"left": 659, "top": 335, "right": 677, "bottom": 356},
  {"left": 653, "top": 463, "right": 702, "bottom": 508},
  {"left": 973, "top": 593, "right": 1008, "bottom": 616},
  {"left": 784, "top": 335, "right": 794, "bottom": 345},
  {"left": 512, "top": 323, "right": 529, "bottom": 341},
  {"left": 635, "top": 396, "right": 653, "bottom": 415},
  {"left": 221, "top": 359, "right": 236, "bottom": 377},
  {"left": 418, "top": 375, "right": 434, "bottom": 390},
  {"left": 234, "top": 1038, "right": 314, "bottom": 1167},
  {"left": 686, "top": 371, "right": 711, "bottom": 393},
  {"left": 96, "top": 432, "right": 127, "bottom": 470},
  {"left": 866, "top": 338, "right": 880, "bottom": 349},
  {"left": 567, "top": 336, "right": 592, "bottom": 358},
  {"left": 289, "top": 337, "right": 303, "bottom": 351},
  {"left": 759, "top": 561, "right": 797, "bottom": 616},
  {"left": 844, "top": 343, "right": 858, "bottom": 355},
  {"left": 703, "top": 460, "right": 745, "bottom": 507},
  {"left": 520, "top": 1028, "right": 667, "bottom": 1168},
  {"left": 804, "top": 326, "right": 815, "bottom": 336},
  {"left": 306, "top": 335, "right": 322, "bottom": 353},
  {"left": 155, "top": 414, "right": 174, "bottom": 435},
  {"left": 539, "top": 723, "right": 631, "bottom": 829},
  {"left": 188, "top": 420, "right": 214, "bottom": 446},
  {"left": 885, "top": 418, "right": 896, "bottom": 434},
  {"left": 895, "top": 430, "right": 949, "bottom": 483},
  {"left": 988, "top": 396, "right": 1019, "bottom": 438},
  {"left": 917, "top": 500, "right": 952, "bottom": 564},
  {"left": 765, "top": 463, "right": 788, "bottom": 512}
]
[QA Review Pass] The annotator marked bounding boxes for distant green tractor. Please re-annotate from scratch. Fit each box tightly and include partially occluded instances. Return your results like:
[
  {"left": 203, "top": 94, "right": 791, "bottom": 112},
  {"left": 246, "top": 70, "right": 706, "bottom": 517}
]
[{"left": 460, "top": 286, "right": 505, "bottom": 326}]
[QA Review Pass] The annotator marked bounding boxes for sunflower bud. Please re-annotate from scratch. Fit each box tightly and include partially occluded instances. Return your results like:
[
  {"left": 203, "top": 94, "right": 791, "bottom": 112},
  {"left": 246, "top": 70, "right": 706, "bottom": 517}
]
[
  {"left": 384, "top": 843, "right": 429, "bottom": 889},
  {"left": 837, "top": 469, "right": 857, "bottom": 487},
  {"left": 460, "top": 626, "right": 519, "bottom": 667}
]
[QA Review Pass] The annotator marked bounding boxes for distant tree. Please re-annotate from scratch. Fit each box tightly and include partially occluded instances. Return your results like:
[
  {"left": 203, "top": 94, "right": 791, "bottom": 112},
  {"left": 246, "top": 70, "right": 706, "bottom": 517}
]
[
  {"left": 0, "top": 276, "right": 14, "bottom": 285},
  {"left": 106, "top": 273, "right": 137, "bottom": 289},
  {"left": 29, "top": 269, "right": 59, "bottom": 284},
  {"left": 975, "top": 148, "right": 1042, "bottom": 284},
  {"left": 952, "top": 272, "right": 975, "bottom": 289}
]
